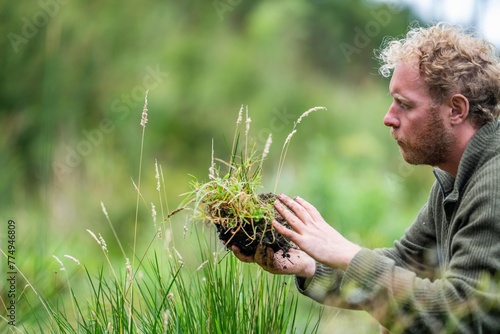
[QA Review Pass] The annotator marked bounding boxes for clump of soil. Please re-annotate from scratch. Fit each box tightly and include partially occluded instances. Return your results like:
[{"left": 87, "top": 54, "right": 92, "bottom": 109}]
[{"left": 211, "top": 193, "right": 295, "bottom": 257}]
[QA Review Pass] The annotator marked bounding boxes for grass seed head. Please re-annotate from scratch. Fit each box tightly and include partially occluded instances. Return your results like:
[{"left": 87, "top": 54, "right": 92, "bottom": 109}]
[
  {"left": 296, "top": 106, "right": 326, "bottom": 125},
  {"left": 151, "top": 202, "right": 157, "bottom": 223},
  {"left": 64, "top": 255, "right": 81, "bottom": 265},
  {"left": 52, "top": 255, "right": 65, "bottom": 271},
  {"left": 101, "top": 201, "right": 110, "bottom": 220},
  {"left": 155, "top": 159, "right": 161, "bottom": 191},
  {"left": 283, "top": 130, "right": 297, "bottom": 147},
  {"left": 262, "top": 134, "right": 272, "bottom": 160},
  {"left": 236, "top": 104, "right": 243, "bottom": 125},
  {"left": 140, "top": 89, "right": 149, "bottom": 128},
  {"left": 98, "top": 233, "right": 108, "bottom": 253},
  {"left": 87, "top": 229, "right": 101, "bottom": 245},
  {"left": 125, "top": 258, "right": 133, "bottom": 282}
]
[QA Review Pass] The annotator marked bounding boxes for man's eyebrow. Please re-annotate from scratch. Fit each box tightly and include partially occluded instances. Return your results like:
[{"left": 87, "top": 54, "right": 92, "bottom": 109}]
[{"left": 391, "top": 93, "right": 412, "bottom": 103}]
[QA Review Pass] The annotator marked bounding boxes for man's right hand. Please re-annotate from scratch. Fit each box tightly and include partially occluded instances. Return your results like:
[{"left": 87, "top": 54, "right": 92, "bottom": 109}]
[{"left": 229, "top": 244, "right": 316, "bottom": 278}]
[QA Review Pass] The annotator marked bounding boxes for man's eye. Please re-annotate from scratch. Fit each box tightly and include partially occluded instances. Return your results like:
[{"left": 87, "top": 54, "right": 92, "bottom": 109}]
[{"left": 396, "top": 100, "right": 409, "bottom": 110}]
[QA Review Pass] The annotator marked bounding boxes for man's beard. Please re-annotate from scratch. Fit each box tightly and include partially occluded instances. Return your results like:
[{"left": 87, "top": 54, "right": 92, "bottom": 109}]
[{"left": 395, "top": 108, "right": 455, "bottom": 167}]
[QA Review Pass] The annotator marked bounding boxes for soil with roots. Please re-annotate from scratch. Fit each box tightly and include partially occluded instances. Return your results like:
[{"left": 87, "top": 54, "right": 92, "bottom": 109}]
[{"left": 214, "top": 193, "right": 295, "bottom": 257}]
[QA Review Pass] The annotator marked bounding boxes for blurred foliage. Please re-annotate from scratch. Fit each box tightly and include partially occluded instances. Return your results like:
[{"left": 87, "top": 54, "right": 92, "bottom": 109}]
[{"left": 1, "top": 0, "right": 437, "bottom": 332}]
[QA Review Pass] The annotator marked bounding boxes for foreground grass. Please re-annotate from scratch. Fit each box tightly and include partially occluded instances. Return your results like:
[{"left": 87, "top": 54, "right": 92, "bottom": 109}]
[
  {"left": 1, "top": 98, "right": 322, "bottom": 333},
  {"left": 2, "top": 225, "right": 320, "bottom": 333}
]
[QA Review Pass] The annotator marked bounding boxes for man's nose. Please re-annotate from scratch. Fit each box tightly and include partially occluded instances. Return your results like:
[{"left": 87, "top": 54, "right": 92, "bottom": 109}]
[{"left": 383, "top": 104, "right": 399, "bottom": 128}]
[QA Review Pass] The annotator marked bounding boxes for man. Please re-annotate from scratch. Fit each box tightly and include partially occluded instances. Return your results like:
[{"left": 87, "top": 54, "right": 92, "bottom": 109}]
[{"left": 231, "top": 23, "right": 500, "bottom": 333}]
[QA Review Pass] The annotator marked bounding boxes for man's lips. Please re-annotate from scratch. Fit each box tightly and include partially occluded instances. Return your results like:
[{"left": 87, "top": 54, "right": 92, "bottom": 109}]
[
  {"left": 390, "top": 131, "right": 405, "bottom": 147},
  {"left": 390, "top": 129, "right": 398, "bottom": 141}
]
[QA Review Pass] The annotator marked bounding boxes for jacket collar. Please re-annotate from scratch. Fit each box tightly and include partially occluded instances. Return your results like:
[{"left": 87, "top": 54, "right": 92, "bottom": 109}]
[{"left": 433, "top": 121, "right": 500, "bottom": 201}]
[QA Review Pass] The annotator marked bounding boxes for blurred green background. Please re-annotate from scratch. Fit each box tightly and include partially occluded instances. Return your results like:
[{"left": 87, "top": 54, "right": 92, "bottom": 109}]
[{"left": 1, "top": 0, "right": 449, "bottom": 332}]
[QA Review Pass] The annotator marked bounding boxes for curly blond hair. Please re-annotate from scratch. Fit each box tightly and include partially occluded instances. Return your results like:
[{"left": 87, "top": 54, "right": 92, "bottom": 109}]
[{"left": 378, "top": 23, "right": 500, "bottom": 128}]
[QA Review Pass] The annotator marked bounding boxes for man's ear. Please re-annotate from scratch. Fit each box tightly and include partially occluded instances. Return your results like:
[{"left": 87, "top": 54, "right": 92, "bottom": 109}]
[{"left": 449, "top": 94, "right": 469, "bottom": 125}]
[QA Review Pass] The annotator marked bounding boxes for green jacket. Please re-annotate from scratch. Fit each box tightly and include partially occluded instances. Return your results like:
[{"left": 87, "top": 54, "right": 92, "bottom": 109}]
[{"left": 297, "top": 121, "right": 500, "bottom": 333}]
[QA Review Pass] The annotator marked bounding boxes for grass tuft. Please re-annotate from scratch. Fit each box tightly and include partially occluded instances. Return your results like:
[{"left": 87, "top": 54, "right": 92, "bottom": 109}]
[{"left": 170, "top": 105, "right": 325, "bottom": 257}]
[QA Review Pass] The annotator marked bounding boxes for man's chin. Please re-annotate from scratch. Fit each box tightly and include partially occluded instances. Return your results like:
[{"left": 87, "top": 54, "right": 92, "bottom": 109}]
[{"left": 399, "top": 148, "right": 419, "bottom": 165}]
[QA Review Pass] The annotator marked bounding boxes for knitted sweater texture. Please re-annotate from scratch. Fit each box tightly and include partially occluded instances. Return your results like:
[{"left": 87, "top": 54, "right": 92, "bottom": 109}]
[{"left": 297, "top": 121, "right": 500, "bottom": 333}]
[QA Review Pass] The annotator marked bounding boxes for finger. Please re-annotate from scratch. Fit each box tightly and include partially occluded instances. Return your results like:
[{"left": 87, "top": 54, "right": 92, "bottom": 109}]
[
  {"left": 294, "top": 196, "right": 323, "bottom": 221},
  {"left": 274, "top": 200, "right": 300, "bottom": 224},
  {"left": 230, "top": 245, "right": 255, "bottom": 263},
  {"left": 274, "top": 199, "right": 307, "bottom": 232},
  {"left": 272, "top": 220, "right": 297, "bottom": 240},
  {"left": 276, "top": 194, "right": 311, "bottom": 222},
  {"left": 254, "top": 244, "right": 275, "bottom": 268}
]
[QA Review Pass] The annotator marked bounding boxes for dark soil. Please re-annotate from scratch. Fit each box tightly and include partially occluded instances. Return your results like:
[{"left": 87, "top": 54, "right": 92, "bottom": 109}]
[{"left": 214, "top": 193, "right": 295, "bottom": 257}]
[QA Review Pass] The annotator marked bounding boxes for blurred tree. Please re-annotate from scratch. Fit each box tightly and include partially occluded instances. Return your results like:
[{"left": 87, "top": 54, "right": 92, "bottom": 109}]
[{"left": 0, "top": 0, "right": 421, "bottom": 242}]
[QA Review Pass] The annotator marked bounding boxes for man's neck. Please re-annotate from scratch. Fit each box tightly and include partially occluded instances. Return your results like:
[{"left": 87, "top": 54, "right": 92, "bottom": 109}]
[{"left": 437, "top": 124, "right": 478, "bottom": 177}]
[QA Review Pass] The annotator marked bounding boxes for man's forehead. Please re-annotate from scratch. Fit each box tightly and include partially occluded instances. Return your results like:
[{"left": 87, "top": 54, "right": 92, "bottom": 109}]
[
  {"left": 392, "top": 62, "right": 422, "bottom": 80},
  {"left": 389, "top": 62, "right": 426, "bottom": 93}
]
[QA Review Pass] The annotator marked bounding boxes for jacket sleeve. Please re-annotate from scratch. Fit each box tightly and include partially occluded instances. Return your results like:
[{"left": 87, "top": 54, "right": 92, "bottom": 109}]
[
  {"left": 295, "top": 174, "right": 500, "bottom": 333},
  {"left": 296, "top": 199, "right": 437, "bottom": 306}
]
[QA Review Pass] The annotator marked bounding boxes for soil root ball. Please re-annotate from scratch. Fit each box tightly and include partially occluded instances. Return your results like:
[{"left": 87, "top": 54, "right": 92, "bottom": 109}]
[{"left": 214, "top": 193, "right": 295, "bottom": 257}]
